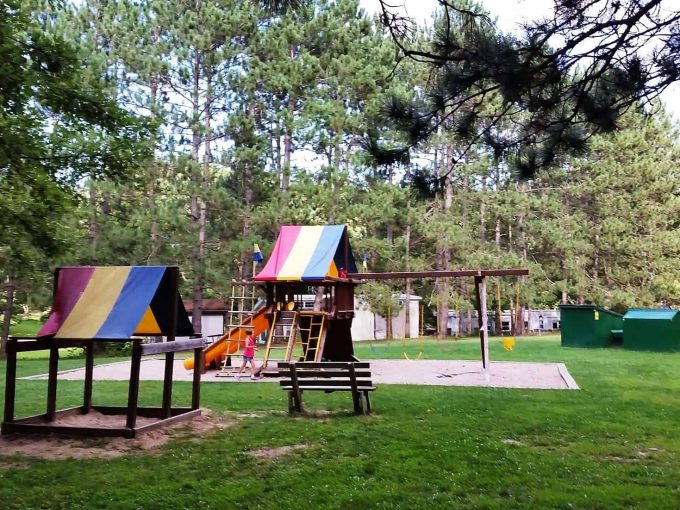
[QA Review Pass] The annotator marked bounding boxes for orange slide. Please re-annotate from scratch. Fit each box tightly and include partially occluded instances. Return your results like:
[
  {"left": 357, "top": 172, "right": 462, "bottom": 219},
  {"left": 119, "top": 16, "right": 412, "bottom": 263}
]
[{"left": 183, "top": 307, "right": 270, "bottom": 371}]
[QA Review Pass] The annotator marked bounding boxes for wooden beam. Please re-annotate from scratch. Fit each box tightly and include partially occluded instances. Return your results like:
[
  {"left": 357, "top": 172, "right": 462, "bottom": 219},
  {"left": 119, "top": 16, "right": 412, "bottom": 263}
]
[
  {"left": 46, "top": 345, "right": 59, "bottom": 421},
  {"left": 3, "top": 338, "right": 17, "bottom": 427},
  {"left": 191, "top": 347, "right": 202, "bottom": 410},
  {"left": 140, "top": 337, "right": 204, "bottom": 355},
  {"left": 83, "top": 342, "right": 94, "bottom": 412},
  {"left": 133, "top": 409, "right": 201, "bottom": 435},
  {"left": 348, "top": 269, "right": 529, "bottom": 280},
  {"left": 474, "top": 276, "right": 490, "bottom": 370},
  {"left": 162, "top": 267, "right": 179, "bottom": 419},
  {"left": 126, "top": 340, "right": 142, "bottom": 430},
  {"left": 10, "top": 338, "right": 90, "bottom": 351}
]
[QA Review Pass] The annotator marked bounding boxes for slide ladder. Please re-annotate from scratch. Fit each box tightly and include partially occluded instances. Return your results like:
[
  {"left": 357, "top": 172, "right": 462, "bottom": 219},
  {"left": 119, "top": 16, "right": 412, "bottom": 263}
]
[
  {"left": 226, "top": 284, "right": 258, "bottom": 334},
  {"left": 214, "top": 285, "right": 262, "bottom": 374},
  {"left": 262, "top": 310, "right": 299, "bottom": 369},
  {"left": 297, "top": 311, "right": 328, "bottom": 362}
]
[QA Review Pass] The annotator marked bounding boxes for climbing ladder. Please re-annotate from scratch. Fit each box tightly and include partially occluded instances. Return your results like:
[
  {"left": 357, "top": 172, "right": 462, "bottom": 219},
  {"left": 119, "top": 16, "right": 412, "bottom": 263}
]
[
  {"left": 297, "top": 311, "right": 328, "bottom": 362},
  {"left": 262, "top": 310, "right": 298, "bottom": 369},
  {"left": 226, "top": 284, "right": 258, "bottom": 336},
  {"left": 215, "top": 284, "right": 260, "bottom": 375}
]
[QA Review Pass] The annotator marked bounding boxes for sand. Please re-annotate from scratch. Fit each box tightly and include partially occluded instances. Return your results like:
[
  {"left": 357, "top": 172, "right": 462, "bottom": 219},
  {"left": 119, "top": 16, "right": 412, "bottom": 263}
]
[{"left": 25, "top": 357, "right": 579, "bottom": 390}]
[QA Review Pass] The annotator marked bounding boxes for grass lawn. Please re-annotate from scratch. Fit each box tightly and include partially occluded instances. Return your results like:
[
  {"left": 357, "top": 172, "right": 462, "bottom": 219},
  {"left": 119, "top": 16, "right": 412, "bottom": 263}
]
[
  {"left": 8, "top": 319, "right": 41, "bottom": 337},
  {"left": 1, "top": 335, "right": 680, "bottom": 509}
]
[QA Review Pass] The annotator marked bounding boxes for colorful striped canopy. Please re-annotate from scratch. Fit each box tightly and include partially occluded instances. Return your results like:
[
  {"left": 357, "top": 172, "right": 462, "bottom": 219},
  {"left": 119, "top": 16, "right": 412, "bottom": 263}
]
[
  {"left": 254, "top": 225, "right": 357, "bottom": 282},
  {"left": 38, "top": 266, "right": 193, "bottom": 340}
]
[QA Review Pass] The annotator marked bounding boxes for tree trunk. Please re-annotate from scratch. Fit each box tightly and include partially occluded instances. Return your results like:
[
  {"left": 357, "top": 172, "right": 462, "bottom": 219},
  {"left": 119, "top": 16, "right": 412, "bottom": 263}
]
[
  {"left": 89, "top": 184, "right": 98, "bottom": 262},
  {"left": 281, "top": 92, "right": 294, "bottom": 192},
  {"left": 1, "top": 277, "right": 16, "bottom": 359},
  {"left": 190, "top": 50, "right": 203, "bottom": 335},
  {"left": 386, "top": 300, "right": 393, "bottom": 340},
  {"left": 147, "top": 25, "right": 162, "bottom": 265},
  {"left": 437, "top": 145, "right": 453, "bottom": 338},
  {"left": 495, "top": 281, "right": 503, "bottom": 335},
  {"left": 404, "top": 222, "right": 411, "bottom": 338},
  {"left": 479, "top": 196, "right": 486, "bottom": 243},
  {"left": 494, "top": 211, "right": 502, "bottom": 334},
  {"left": 240, "top": 102, "right": 257, "bottom": 280}
]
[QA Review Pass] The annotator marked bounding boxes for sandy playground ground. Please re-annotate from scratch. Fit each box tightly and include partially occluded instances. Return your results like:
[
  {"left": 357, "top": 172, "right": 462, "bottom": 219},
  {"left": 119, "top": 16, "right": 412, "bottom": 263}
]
[{"left": 25, "top": 358, "right": 579, "bottom": 390}]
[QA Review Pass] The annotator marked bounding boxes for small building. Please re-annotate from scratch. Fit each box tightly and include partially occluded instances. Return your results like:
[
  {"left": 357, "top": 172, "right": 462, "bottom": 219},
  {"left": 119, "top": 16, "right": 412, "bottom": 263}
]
[
  {"left": 182, "top": 299, "right": 229, "bottom": 339},
  {"left": 447, "top": 308, "right": 561, "bottom": 336},
  {"left": 623, "top": 309, "right": 680, "bottom": 352},
  {"left": 352, "top": 294, "right": 421, "bottom": 341},
  {"left": 446, "top": 311, "right": 482, "bottom": 336},
  {"left": 524, "top": 309, "right": 561, "bottom": 333}
]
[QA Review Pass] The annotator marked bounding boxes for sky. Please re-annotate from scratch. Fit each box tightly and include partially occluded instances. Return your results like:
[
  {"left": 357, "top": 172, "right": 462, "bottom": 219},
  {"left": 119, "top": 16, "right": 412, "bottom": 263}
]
[{"left": 358, "top": 0, "right": 680, "bottom": 122}]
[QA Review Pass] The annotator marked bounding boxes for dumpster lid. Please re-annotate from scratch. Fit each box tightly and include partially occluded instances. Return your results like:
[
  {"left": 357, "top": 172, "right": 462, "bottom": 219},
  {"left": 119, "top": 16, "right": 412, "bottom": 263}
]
[
  {"left": 559, "top": 304, "right": 623, "bottom": 317},
  {"left": 624, "top": 308, "right": 678, "bottom": 320}
]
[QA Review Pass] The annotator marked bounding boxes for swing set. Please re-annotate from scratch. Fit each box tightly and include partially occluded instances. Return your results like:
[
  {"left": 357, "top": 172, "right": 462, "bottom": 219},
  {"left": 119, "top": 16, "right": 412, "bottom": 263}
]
[
  {"left": 368, "top": 299, "right": 426, "bottom": 359},
  {"left": 352, "top": 269, "right": 529, "bottom": 370}
]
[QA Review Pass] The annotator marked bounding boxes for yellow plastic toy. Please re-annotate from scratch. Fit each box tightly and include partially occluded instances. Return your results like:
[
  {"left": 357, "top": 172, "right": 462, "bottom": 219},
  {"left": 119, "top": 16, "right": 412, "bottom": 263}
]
[{"left": 502, "top": 337, "right": 516, "bottom": 351}]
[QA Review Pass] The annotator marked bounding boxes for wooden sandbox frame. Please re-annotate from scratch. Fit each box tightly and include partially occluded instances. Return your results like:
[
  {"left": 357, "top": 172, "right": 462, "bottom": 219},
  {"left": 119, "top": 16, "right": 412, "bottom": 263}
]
[{"left": 2, "top": 336, "right": 204, "bottom": 438}]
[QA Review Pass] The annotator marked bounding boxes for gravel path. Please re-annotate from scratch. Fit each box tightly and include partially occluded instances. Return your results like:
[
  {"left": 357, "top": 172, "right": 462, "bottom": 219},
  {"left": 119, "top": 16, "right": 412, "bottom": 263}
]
[{"left": 25, "top": 358, "right": 578, "bottom": 390}]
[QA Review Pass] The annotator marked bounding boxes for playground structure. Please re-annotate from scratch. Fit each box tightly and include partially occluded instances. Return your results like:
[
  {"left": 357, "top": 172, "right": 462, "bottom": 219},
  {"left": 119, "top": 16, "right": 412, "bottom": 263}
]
[
  {"left": 185, "top": 225, "right": 359, "bottom": 373},
  {"left": 2, "top": 266, "right": 204, "bottom": 438},
  {"left": 185, "top": 225, "right": 529, "bottom": 372},
  {"left": 560, "top": 304, "right": 680, "bottom": 352}
]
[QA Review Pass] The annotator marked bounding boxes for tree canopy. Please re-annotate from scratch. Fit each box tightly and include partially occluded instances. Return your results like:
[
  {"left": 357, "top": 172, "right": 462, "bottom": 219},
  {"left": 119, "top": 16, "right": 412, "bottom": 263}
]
[{"left": 372, "top": 0, "right": 680, "bottom": 178}]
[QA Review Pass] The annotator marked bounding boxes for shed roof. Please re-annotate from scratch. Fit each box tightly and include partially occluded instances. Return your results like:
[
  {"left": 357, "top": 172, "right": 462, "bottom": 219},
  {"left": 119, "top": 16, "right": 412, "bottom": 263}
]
[
  {"left": 624, "top": 309, "right": 678, "bottom": 320},
  {"left": 38, "top": 266, "right": 193, "bottom": 339}
]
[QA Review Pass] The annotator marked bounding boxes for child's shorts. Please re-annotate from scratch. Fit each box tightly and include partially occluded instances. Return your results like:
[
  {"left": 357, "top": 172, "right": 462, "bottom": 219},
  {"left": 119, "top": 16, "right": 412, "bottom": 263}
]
[{"left": 243, "top": 356, "right": 254, "bottom": 362}]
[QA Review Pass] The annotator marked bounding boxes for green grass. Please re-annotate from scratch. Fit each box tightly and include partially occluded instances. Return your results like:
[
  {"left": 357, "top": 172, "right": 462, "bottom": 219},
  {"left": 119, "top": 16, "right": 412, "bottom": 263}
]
[
  {"left": 2, "top": 336, "right": 680, "bottom": 509},
  {"left": 8, "top": 319, "right": 41, "bottom": 337}
]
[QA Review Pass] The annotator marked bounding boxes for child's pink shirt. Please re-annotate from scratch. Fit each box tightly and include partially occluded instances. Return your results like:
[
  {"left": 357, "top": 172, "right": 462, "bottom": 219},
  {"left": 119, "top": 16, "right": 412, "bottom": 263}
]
[{"left": 243, "top": 336, "right": 255, "bottom": 357}]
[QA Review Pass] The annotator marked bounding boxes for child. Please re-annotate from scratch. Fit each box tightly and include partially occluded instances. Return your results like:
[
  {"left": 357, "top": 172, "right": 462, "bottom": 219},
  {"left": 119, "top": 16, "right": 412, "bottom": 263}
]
[{"left": 236, "top": 329, "right": 260, "bottom": 380}]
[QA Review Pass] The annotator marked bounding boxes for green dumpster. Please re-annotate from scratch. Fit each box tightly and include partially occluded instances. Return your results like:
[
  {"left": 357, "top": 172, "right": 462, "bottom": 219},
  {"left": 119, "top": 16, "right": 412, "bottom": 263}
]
[
  {"left": 623, "top": 309, "right": 680, "bottom": 352},
  {"left": 559, "top": 305, "right": 624, "bottom": 348}
]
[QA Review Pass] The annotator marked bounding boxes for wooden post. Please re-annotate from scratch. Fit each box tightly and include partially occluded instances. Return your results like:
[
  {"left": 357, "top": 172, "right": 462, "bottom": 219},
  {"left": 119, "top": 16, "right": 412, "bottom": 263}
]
[
  {"left": 162, "top": 267, "right": 179, "bottom": 419},
  {"left": 126, "top": 340, "right": 142, "bottom": 430},
  {"left": 474, "top": 276, "right": 490, "bottom": 370},
  {"left": 289, "top": 363, "right": 302, "bottom": 413},
  {"left": 83, "top": 341, "right": 94, "bottom": 412},
  {"left": 343, "top": 226, "right": 349, "bottom": 272},
  {"left": 46, "top": 344, "right": 59, "bottom": 421},
  {"left": 3, "top": 338, "right": 17, "bottom": 427},
  {"left": 1, "top": 277, "right": 16, "bottom": 360},
  {"left": 191, "top": 347, "right": 202, "bottom": 410},
  {"left": 348, "top": 363, "right": 363, "bottom": 415}
]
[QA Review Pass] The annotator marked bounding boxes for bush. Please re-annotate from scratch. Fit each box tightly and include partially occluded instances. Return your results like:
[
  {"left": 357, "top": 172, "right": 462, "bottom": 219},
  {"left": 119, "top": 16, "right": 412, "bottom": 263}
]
[{"left": 94, "top": 341, "right": 132, "bottom": 357}]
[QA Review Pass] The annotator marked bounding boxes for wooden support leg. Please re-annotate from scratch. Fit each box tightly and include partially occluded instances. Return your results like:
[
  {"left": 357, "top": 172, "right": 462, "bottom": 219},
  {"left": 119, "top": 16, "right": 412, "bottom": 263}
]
[
  {"left": 46, "top": 345, "right": 59, "bottom": 421},
  {"left": 290, "top": 364, "right": 302, "bottom": 413},
  {"left": 474, "top": 275, "right": 490, "bottom": 370},
  {"left": 161, "top": 351, "right": 174, "bottom": 419},
  {"left": 364, "top": 391, "right": 372, "bottom": 414},
  {"left": 83, "top": 341, "right": 94, "bottom": 413},
  {"left": 348, "top": 363, "right": 363, "bottom": 415},
  {"left": 126, "top": 341, "right": 142, "bottom": 430},
  {"left": 288, "top": 391, "right": 295, "bottom": 415},
  {"left": 3, "top": 338, "right": 17, "bottom": 429},
  {"left": 191, "top": 347, "right": 202, "bottom": 411}
]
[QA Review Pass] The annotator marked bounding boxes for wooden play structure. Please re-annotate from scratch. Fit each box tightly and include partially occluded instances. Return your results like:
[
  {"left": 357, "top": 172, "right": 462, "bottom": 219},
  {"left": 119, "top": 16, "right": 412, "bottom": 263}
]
[
  {"left": 185, "top": 225, "right": 360, "bottom": 374},
  {"left": 184, "top": 225, "right": 529, "bottom": 373},
  {"left": 2, "top": 266, "right": 204, "bottom": 438}
]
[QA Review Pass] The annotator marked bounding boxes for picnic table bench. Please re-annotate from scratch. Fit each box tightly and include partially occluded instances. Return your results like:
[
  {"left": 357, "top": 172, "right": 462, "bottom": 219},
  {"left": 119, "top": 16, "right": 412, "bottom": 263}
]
[{"left": 278, "top": 361, "right": 375, "bottom": 415}]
